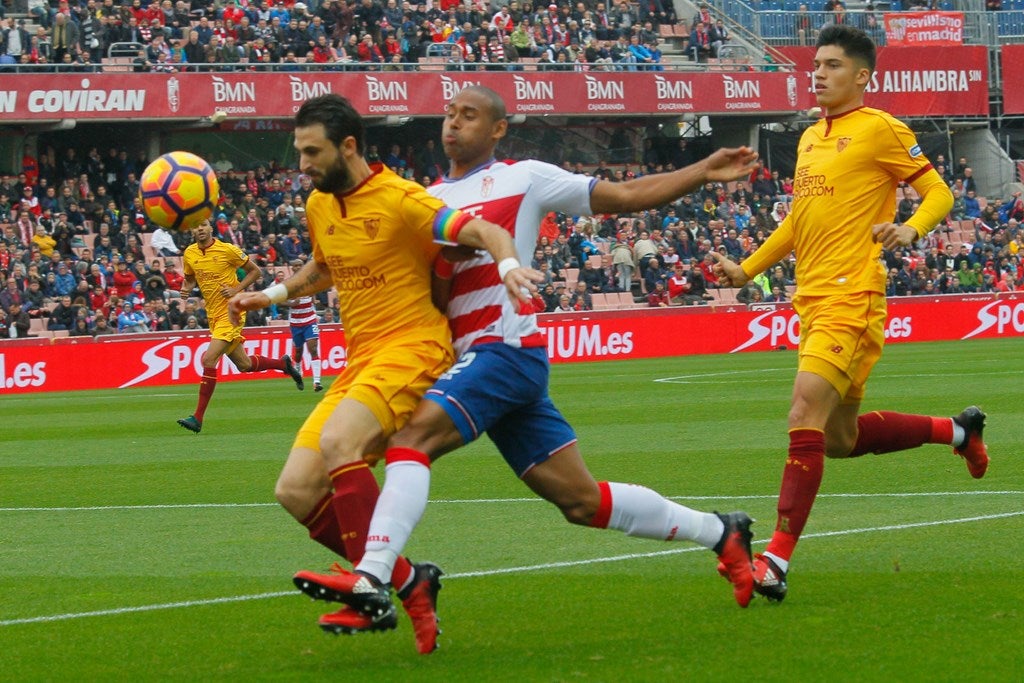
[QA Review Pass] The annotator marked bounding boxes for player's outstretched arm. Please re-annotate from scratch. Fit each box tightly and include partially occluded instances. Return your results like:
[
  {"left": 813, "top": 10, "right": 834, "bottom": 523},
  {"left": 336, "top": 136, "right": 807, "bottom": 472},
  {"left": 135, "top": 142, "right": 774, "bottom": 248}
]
[
  {"left": 589, "top": 146, "right": 759, "bottom": 214},
  {"left": 228, "top": 259, "right": 332, "bottom": 324}
]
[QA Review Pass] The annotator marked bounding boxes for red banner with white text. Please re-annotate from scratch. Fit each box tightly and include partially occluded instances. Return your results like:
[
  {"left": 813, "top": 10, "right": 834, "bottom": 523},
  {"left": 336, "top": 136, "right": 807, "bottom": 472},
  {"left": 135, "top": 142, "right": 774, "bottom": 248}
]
[
  {"left": 1000, "top": 45, "right": 1024, "bottom": 114},
  {"left": 774, "top": 45, "right": 988, "bottom": 117},
  {"left": 883, "top": 12, "right": 964, "bottom": 46},
  {"left": 0, "top": 293, "right": 1021, "bottom": 394},
  {"left": 0, "top": 70, "right": 804, "bottom": 122}
]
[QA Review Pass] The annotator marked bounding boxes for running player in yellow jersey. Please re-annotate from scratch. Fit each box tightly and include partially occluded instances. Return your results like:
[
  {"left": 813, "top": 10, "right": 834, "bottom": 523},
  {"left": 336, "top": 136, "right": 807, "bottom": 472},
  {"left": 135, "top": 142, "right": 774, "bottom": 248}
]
[
  {"left": 176, "top": 219, "right": 303, "bottom": 434},
  {"left": 713, "top": 25, "right": 990, "bottom": 602},
  {"left": 229, "top": 94, "right": 539, "bottom": 653}
]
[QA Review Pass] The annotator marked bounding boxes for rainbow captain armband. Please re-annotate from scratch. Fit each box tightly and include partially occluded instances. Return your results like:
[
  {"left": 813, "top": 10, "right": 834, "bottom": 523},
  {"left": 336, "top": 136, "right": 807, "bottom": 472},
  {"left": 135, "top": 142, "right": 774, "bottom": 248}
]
[{"left": 432, "top": 206, "right": 473, "bottom": 245}]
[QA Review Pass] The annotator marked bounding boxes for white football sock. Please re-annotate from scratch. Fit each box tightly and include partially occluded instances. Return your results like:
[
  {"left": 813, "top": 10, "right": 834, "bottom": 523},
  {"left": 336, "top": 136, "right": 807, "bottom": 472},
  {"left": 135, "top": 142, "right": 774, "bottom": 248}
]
[
  {"left": 951, "top": 420, "right": 966, "bottom": 447},
  {"left": 762, "top": 551, "right": 789, "bottom": 573},
  {"left": 605, "top": 482, "right": 725, "bottom": 550},
  {"left": 357, "top": 459, "right": 431, "bottom": 585},
  {"left": 311, "top": 359, "right": 322, "bottom": 384}
]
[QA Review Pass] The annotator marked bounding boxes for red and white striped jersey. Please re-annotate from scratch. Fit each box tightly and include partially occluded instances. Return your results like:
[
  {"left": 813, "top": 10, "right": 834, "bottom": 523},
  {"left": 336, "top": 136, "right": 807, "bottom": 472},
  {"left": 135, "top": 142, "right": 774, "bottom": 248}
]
[
  {"left": 428, "top": 159, "right": 595, "bottom": 355},
  {"left": 288, "top": 296, "right": 319, "bottom": 327}
]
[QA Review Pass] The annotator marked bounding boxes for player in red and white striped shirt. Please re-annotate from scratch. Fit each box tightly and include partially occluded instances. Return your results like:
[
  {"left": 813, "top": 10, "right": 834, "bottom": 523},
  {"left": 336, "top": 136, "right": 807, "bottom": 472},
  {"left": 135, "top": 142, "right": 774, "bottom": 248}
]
[
  {"left": 288, "top": 295, "right": 323, "bottom": 392},
  {"left": 313, "top": 87, "right": 763, "bottom": 635}
]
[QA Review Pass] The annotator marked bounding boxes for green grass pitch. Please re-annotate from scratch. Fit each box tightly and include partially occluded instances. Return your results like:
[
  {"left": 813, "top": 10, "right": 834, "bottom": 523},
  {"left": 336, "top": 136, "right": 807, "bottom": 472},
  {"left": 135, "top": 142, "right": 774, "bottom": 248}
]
[{"left": 2, "top": 338, "right": 1022, "bottom": 681}]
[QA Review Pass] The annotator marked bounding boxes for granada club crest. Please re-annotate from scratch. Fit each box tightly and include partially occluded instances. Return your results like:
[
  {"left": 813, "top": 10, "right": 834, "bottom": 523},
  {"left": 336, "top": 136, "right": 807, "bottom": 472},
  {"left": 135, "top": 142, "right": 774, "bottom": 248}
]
[
  {"left": 481, "top": 175, "right": 494, "bottom": 198},
  {"left": 363, "top": 218, "right": 381, "bottom": 239},
  {"left": 837, "top": 137, "right": 852, "bottom": 153}
]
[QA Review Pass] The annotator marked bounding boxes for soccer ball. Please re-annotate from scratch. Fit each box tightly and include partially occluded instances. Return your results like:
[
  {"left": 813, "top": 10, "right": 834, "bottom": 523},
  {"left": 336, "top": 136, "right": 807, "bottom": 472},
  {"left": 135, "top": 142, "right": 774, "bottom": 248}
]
[{"left": 139, "top": 151, "right": 220, "bottom": 231}]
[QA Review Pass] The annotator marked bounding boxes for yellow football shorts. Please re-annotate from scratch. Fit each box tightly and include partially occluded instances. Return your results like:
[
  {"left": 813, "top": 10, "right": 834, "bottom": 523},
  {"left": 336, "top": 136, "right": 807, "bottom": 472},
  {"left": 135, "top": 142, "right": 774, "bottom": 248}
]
[
  {"left": 209, "top": 311, "right": 245, "bottom": 345},
  {"left": 794, "top": 291, "right": 886, "bottom": 402},
  {"left": 292, "top": 338, "right": 455, "bottom": 461}
]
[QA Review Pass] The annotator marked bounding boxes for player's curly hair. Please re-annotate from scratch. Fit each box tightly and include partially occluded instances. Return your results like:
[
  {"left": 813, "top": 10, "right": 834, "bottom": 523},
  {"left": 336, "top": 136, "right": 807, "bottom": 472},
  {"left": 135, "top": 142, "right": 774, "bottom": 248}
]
[
  {"left": 817, "top": 24, "right": 876, "bottom": 73},
  {"left": 295, "top": 94, "right": 365, "bottom": 155}
]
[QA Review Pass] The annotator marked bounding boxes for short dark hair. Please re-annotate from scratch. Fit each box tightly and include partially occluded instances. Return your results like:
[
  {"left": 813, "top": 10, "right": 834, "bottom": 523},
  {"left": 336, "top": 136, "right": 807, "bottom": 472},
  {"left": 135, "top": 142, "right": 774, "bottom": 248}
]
[
  {"left": 817, "top": 24, "right": 875, "bottom": 73},
  {"left": 295, "top": 94, "right": 365, "bottom": 155},
  {"left": 458, "top": 85, "right": 507, "bottom": 121}
]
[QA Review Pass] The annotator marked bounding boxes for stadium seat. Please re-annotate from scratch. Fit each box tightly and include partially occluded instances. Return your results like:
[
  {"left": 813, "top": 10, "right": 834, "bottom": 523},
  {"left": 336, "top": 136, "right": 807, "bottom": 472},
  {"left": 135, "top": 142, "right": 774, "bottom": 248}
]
[
  {"left": 718, "top": 288, "right": 741, "bottom": 304},
  {"left": 418, "top": 57, "right": 446, "bottom": 72},
  {"left": 102, "top": 57, "right": 135, "bottom": 73}
]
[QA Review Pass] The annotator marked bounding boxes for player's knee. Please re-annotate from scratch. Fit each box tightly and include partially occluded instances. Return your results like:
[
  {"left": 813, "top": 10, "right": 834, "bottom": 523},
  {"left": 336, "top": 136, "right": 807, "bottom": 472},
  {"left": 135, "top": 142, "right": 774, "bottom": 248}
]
[
  {"left": 825, "top": 432, "right": 856, "bottom": 458},
  {"left": 274, "top": 474, "right": 327, "bottom": 520},
  {"left": 318, "top": 432, "right": 365, "bottom": 465}
]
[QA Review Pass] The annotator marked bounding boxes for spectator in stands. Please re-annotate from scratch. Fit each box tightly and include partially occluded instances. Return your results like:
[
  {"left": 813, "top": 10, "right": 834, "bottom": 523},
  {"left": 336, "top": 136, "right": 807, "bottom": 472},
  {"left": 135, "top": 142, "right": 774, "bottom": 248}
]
[
  {"left": 736, "top": 280, "right": 762, "bottom": 304},
  {"left": 710, "top": 18, "right": 731, "bottom": 57},
  {"left": 6, "top": 302, "right": 33, "bottom": 337},
  {"left": 578, "top": 257, "right": 604, "bottom": 295},
  {"left": 554, "top": 293, "right": 574, "bottom": 312},
  {"left": 610, "top": 33, "right": 637, "bottom": 70},
  {"left": 569, "top": 280, "right": 593, "bottom": 310},
  {"left": 49, "top": 294, "right": 76, "bottom": 330},
  {"left": 92, "top": 315, "right": 115, "bottom": 335},
  {"left": 643, "top": 256, "right": 668, "bottom": 292},
  {"left": 610, "top": 237, "right": 635, "bottom": 292},
  {"left": 646, "top": 280, "right": 670, "bottom": 307}
]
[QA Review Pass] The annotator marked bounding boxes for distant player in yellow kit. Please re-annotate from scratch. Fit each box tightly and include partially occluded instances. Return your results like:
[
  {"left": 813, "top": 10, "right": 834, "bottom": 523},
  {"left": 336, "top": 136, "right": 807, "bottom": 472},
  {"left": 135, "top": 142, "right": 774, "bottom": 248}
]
[
  {"left": 714, "top": 25, "right": 990, "bottom": 602},
  {"left": 176, "top": 218, "right": 303, "bottom": 434}
]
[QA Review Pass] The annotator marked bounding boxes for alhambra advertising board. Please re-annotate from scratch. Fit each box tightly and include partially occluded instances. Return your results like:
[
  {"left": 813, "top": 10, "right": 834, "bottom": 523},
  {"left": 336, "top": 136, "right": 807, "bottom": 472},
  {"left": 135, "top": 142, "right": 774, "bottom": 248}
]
[
  {"left": 775, "top": 45, "right": 988, "bottom": 117},
  {"left": 1, "top": 293, "right": 1020, "bottom": 394}
]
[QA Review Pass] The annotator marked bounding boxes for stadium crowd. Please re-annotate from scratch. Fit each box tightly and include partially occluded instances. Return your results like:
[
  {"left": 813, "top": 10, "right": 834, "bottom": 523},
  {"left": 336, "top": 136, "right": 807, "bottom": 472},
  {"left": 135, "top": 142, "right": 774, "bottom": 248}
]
[
  {"left": 1, "top": 0, "right": 689, "bottom": 72},
  {"left": 0, "top": 133, "right": 1021, "bottom": 339}
]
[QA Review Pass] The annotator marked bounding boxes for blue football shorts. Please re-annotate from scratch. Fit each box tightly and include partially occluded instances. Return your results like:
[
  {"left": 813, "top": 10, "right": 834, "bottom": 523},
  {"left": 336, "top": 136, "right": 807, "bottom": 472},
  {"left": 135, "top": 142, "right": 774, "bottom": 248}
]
[
  {"left": 291, "top": 322, "right": 319, "bottom": 348},
  {"left": 423, "top": 343, "right": 577, "bottom": 477}
]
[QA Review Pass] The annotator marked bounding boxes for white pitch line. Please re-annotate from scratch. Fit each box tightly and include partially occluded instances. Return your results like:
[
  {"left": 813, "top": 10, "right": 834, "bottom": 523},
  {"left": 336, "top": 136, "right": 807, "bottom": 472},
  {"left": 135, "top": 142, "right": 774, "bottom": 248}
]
[
  {"left": 2, "top": 490, "right": 1021, "bottom": 513},
  {"left": 1, "top": 509, "right": 1021, "bottom": 627}
]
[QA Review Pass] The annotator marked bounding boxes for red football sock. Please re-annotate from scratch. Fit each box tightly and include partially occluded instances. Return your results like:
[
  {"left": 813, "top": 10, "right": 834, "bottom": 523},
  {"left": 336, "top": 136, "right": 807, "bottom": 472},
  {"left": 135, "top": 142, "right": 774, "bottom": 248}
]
[
  {"left": 328, "top": 462, "right": 380, "bottom": 564},
  {"left": 765, "top": 428, "right": 825, "bottom": 563},
  {"left": 193, "top": 367, "right": 217, "bottom": 422},
  {"left": 247, "top": 355, "right": 285, "bottom": 372},
  {"left": 392, "top": 556, "right": 413, "bottom": 591},
  {"left": 848, "top": 411, "right": 953, "bottom": 457},
  {"left": 301, "top": 492, "right": 348, "bottom": 559},
  {"left": 588, "top": 481, "right": 613, "bottom": 529}
]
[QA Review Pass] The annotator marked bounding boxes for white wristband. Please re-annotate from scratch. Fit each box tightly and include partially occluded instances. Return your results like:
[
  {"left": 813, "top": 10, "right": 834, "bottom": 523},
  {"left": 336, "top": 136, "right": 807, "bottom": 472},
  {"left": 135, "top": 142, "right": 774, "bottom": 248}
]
[
  {"left": 262, "top": 283, "right": 289, "bottom": 305},
  {"left": 497, "top": 257, "right": 521, "bottom": 280}
]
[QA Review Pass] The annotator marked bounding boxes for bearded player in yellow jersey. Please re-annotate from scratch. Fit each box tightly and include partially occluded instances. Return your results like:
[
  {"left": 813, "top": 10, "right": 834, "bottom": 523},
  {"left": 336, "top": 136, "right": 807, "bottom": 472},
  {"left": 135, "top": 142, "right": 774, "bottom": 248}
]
[
  {"left": 176, "top": 218, "right": 304, "bottom": 434},
  {"left": 714, "top": 25, "right": 990, "bottom": 602},
  {"left": 229, "top": 94, "right": 540, "bottom": 653}
]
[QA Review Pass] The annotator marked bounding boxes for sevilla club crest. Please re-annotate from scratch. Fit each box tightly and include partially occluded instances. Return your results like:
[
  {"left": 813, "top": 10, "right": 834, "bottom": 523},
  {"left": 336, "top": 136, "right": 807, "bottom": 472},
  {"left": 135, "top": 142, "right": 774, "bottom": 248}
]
[
  {"left": 481, "top": 175, "right": 494, "bottom": 198},
  {"left": 363, "top": 218, "right": 380, "bottom": 240},
  {"left": 836, "top": 137, "right": 852, "bottom": 153}
]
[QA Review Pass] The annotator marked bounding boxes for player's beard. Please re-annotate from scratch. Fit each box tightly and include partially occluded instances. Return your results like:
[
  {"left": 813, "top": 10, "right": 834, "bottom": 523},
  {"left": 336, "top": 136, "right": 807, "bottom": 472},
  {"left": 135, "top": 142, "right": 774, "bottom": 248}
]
[{"left": 311, "top": 157, "right": 351, "bottom": 194}]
